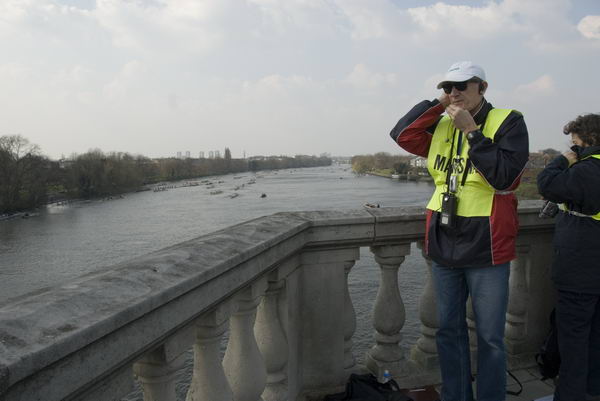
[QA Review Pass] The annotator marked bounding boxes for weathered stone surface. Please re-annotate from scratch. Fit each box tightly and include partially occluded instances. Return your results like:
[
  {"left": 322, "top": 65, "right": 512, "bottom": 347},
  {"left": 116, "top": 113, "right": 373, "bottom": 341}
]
[
  {"left": 0, "top": 203, "right": 555, "bottom": 400},
  {"left": 292, "top": 209, "right": 375, "bottom": 247},
  {"left": 293, "top": 248, "right": 350, "bottom": 394},
  {"left": 0, "top": 362, "right": 8, "bottom": 395},
  {"left": 70, "top": 363, "right": 134, "bottom": 401},
  {"left": 365, "top": 206, "right": 426, "bottom": 244},
  {"left": 0, "top": 212, "right": 310, "bottom": 400}
]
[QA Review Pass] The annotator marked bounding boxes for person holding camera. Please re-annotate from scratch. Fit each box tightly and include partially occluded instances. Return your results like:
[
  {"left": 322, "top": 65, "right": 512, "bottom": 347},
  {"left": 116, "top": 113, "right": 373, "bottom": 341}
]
[
  {"left": 537, "top": 114, "right": 600, "bottom": 401},
  {"left": 389, "top": 61, "right": 529, "bottom": 401}
]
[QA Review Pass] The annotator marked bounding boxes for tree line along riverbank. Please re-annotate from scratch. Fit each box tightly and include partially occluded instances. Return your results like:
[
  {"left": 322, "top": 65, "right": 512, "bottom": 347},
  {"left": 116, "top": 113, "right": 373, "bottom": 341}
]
[{"left": 0, "top": 135, "right": 331, "bottom": 215}]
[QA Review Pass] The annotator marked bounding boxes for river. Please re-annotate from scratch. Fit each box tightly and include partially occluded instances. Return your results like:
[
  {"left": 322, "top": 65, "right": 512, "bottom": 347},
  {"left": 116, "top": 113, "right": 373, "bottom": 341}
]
[{"left": 0, "top": 163, "right": 435, "bottom": 399}]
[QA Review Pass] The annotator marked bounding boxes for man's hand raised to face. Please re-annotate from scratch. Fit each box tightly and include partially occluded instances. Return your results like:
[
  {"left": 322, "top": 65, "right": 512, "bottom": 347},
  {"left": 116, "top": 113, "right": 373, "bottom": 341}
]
[
  {"left": 446, "top": 104, "right": 478, "bottom": 134},
  {"left": 438, "top": 93, "right": 451, "bottom": 108}
]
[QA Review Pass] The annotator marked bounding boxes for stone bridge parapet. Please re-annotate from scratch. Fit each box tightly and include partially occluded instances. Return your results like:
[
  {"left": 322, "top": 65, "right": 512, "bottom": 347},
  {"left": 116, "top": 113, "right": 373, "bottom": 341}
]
[{"left": 0, "top": 201, "right": 556, "bottom": 401}]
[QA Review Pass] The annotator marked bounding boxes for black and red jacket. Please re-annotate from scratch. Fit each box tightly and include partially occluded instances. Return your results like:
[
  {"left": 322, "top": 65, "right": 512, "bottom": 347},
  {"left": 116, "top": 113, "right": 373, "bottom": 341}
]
[{"left": 390, "top": 99, "right": 529, "bottom": 267}]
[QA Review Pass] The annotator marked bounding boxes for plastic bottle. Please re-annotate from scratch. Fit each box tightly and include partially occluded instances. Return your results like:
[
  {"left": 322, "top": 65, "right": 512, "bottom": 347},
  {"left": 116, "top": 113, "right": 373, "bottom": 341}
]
[{"left": 381, "top": 370, "right": 399, "bottom": 391}]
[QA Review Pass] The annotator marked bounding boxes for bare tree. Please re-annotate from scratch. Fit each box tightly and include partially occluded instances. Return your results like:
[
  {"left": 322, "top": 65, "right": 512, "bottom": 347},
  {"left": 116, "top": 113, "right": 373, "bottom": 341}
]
[{"left": 0, "top": 135, "right": 46, "bottom": 213}]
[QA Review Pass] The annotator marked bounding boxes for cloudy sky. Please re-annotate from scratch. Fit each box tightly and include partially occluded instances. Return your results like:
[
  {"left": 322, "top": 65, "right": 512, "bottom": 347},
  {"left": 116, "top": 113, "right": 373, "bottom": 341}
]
[{"left": 2, "top": 0, "right": 600, "bottom": 159}]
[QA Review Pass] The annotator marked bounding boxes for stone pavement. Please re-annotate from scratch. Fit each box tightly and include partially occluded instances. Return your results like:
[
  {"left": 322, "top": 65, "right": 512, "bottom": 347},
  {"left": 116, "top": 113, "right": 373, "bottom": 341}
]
[
  {"left": 418, "top": 367, "right": 557, "bottom": 401},
  {"left": 506, "top": 368, "right": 556, "bottom": 401}
]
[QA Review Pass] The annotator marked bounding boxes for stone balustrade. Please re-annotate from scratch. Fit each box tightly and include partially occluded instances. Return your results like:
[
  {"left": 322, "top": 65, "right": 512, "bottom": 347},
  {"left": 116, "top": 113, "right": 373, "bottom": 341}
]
[{"left": 0, "top": 201, "right": 556, "bottom": 401}]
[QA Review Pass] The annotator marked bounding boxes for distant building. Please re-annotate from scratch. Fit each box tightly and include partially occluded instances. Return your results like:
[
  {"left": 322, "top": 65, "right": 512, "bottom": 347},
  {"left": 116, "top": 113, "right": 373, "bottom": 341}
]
[
  {"left": 185, "top": 151, "right": 191, "bottom": 159},
  {"left": 58, "top": 159, "right": 74, "bottom": 169},
  {"left": 177, "top": 151, "right": 182, "bottom": 159},
  {"left": 409, "top": 156, "right": 427, "bottom": 168},
  {"left": 331, "top": 156, "right": 351, "bottom": 164},
  {"left": 209, "top": 151, "right": 214, "bottom": 159},
  {"left": 199, "top": 151, "right": 205, "bottom": 159},
  {"left": 215, "top": 150, "right": 221, "bottom": 159}
]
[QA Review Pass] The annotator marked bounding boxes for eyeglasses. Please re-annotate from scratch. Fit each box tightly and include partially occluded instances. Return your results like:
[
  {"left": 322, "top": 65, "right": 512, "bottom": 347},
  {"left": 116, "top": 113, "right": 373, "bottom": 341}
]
[{"left": 441, "top": 80, "right": 477, "bottom": 94}]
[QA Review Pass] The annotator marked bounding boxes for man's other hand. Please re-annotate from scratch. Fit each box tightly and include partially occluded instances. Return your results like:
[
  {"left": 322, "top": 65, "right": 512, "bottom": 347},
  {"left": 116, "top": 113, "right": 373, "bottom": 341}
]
[
  {"left": 438, "top": 93, "right": 451, "bottom": 108},
  {"left": 446, "top": 104, "right": 478, "bottom": 133}
]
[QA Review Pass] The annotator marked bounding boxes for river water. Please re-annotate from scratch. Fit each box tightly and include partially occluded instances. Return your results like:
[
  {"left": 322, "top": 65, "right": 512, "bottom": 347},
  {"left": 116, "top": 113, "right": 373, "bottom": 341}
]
[{"left": 0, "top": 164, "right": 435, "bottom": 398}]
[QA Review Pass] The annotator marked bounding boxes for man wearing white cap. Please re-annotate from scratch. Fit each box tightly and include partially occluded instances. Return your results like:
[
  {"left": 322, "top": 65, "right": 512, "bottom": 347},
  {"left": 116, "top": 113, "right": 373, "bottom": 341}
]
[{"left": 390, "top": 61, "right": 529, "bottom": 401}]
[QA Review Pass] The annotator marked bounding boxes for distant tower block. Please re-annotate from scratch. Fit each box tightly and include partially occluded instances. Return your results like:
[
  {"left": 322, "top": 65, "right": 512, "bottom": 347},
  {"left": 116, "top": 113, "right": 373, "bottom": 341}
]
[
  {"left": 177, "top": 151, "right": 182, "bottom": 159},
  {"left": 199, "top": 151, "right": 205, "bottom": 159},
  {"left": 185, "top": 151, "right": 191, "bottom": 159},
  {"left": 215, "top": 150, "right": 221, "bottom": 158},
  {"left": 209, "top": 151, "right": 214, "bottom": 159}
]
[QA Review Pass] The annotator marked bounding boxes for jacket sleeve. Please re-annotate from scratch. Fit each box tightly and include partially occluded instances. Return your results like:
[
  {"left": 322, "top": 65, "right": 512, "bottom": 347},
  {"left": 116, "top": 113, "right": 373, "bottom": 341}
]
[
  {"left": 466, "top": 111, "right": 529, "bottom": 191},
  {"left": 538, "top": 156, "right": 600, "bottom": 215},
  {"left": 389, "top": 100, "right": 445, "bottom": 157},
  {"left": 537, "top": 156, "right": 586, "bottom": 205}
]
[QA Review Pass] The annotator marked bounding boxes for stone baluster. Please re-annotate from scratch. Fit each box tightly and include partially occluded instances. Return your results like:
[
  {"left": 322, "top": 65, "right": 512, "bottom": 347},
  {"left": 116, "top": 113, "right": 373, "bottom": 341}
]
[
  {"left": 291, "top": 248, "right": 359, "bottom": 397},
  {"left": 410, "top": 241, "right": 439, "bottom": 370},
  {"left": 343, "top": 259, "right": 358, "bottom": 372},
  {"left": 366, "top": 243, "right": 411, "bottom": 379},
  {"left": 133, "top": 348, "right": 185, "bottom": 401},
  {"left": 255, "top": 270, "right": 288, "bottom": 401},
  {"left": 186, "top": 302, "right": 235, "bottom": 401},
  {"left": 223, "top": 278, "right": 269, "bottom": 401},
  {"left": 505, "top": 244, "right": 531, "bottom": 356}
]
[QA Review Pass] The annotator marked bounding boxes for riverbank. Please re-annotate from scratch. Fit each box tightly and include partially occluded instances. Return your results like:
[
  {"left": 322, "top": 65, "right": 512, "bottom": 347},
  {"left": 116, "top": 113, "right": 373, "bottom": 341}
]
[
  {"left": 0, "top": 211, "right": 41, "bottom": 221},
  {"left": 365, "top": 170, "right": 434, "bottom": 182},
  {"left": 0, "top": 165, "right": 329, "bottom": 221},
  {"left": 0, "top": 135, "right": 333, "bottom": 216},
  {"left": 364, "top": 167, "right": 544, "bottom": 200}
]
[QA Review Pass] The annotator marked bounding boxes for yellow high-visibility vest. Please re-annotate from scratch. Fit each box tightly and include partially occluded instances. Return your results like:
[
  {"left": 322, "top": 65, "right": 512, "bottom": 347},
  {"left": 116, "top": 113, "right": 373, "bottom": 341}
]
[
  {"left": 426, "top": 108, "right": 513, "bottom": 216},
  {"left": 559, "top": 154, "right": 600, "bottom": 220}
]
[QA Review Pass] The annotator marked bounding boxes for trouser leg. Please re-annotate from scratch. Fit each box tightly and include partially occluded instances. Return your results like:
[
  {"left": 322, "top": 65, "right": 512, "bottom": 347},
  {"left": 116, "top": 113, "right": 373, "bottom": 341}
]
[
  {"left": 587, "top": 296, "right": 600, "bottom": 397},
  {"left": 554, "top": 290, "right": 597, "bottom": 401},
  {"left": 465, "top": 263, "right": 510, "bottom": 401},
  {"left": 432, "top": 263, "right": 473, "bottom": 401}
]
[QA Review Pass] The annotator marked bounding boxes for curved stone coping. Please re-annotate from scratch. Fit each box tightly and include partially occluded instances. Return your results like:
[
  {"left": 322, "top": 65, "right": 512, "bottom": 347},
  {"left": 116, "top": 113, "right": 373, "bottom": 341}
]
[
  {"left": 0, "top": 209, "right": 372, "bottom": 397},
  {"left": 0, "top": 202, "right": 551, "bottom": 398}
]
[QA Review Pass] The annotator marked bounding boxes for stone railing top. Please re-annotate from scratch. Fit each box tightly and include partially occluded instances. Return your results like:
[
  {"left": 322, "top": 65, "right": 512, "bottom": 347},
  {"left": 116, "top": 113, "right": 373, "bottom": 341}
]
[{"left": 0, "top": 201, "right": 551, "bottom": 397}]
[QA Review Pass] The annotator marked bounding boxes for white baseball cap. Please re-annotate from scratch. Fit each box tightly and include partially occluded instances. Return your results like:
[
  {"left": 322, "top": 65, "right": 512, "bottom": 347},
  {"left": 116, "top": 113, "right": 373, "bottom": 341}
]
[{"left": 436, "top": 61, "right": 486, "bottom": 89}]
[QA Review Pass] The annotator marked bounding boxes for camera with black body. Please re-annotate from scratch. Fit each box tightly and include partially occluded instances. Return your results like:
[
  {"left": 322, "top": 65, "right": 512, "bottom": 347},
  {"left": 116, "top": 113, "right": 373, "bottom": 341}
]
[
  {"left": 440, "top": 192, "right": 458, "bottom": 227},
  {"left": 539, "top": 200, "right": 559, "bottom": 219}
]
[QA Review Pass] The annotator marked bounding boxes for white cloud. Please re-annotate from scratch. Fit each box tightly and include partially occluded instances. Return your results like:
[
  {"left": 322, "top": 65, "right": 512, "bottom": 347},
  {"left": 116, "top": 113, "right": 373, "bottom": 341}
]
[
  {"left": 578, "top": 15, "right": 600, "bottom": 40},
  {"left": 513, "top": 75, "right": 555, "bottom": 103},
  {"left": 0, "top": 0, "right": 31, "bottom": 22},
  {"left": 517, "top": 74, "right": 555, "bottom": 92},
  {"left": 0, "top": 0, "right": 94, "bottom": 46},
  {"left": 333, "top": 0, "right": 404, "bottom": 40},
  {"left": 407, "top": 2, "right": 516, "bottom": 38},
  {"left": 103, "top": 60, "right": 146, "bottom": 100},
  {"left": 94, "top": 0, "right": 227, "bottom": 53},
  {"left": 345, "top": 64, "right": 398, "bottom": 89},
  {"left": 0, "top": 62, "right": 30, "bottom": 81},
  {"left": 405, "top": 0, "right": 578, "bottom": 50},
  {"left": 239, "top": 74, "right": 317, "bottom": 103}
]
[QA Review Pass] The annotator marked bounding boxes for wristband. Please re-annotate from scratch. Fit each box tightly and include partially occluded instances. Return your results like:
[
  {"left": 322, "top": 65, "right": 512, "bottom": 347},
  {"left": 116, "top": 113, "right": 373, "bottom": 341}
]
[{"left": 466, "top": 129, "right": 484, "bottom": 144}]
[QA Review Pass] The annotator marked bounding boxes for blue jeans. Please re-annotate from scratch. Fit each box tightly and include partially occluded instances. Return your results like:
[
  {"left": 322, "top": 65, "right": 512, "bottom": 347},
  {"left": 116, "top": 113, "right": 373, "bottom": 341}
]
[{"left": 432, "top": 262, "right": 510, "bottom": 401}]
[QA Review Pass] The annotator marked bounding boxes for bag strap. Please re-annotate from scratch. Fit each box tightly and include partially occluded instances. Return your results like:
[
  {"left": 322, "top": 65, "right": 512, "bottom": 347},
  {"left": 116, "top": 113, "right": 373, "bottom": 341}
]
[{"left": 506, "top": 370, "right": 523, "bottom": 396}]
